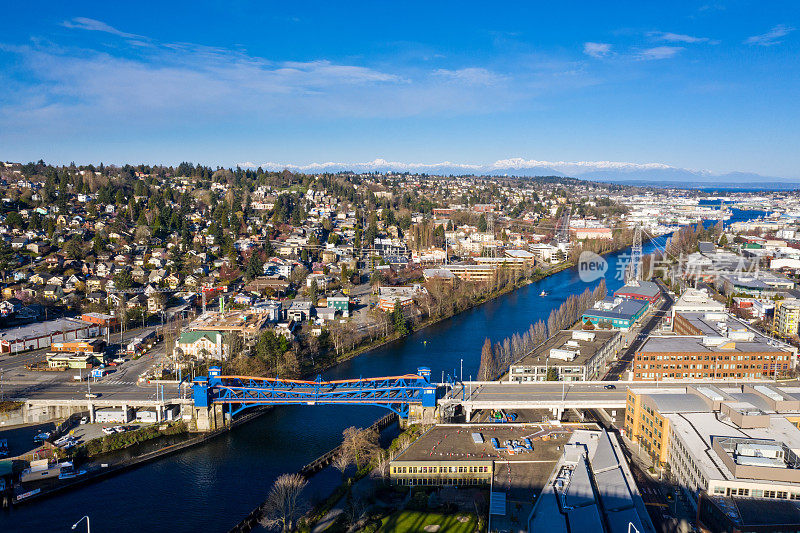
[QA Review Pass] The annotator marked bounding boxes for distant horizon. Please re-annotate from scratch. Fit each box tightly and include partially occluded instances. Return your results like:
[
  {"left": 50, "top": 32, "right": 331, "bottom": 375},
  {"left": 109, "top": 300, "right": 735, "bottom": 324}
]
[{"left": 7, "top": 156, "right": 800, "bottom": 184}]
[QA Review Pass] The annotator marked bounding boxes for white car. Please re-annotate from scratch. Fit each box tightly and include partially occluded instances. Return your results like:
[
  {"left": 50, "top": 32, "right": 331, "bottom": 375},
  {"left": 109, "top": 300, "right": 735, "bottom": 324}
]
[
  {"left": 102, "top": 427, "right": 115, "bottom": 436},
  {"left": 79, "top": 416, "right": 88, "bottom": 425},
  {"left": 113, "top": 425, "right": 126, "bottom": 433}
]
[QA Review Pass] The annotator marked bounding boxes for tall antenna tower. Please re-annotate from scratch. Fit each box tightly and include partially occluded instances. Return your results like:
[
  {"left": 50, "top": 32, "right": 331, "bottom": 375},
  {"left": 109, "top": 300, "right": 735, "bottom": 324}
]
[
  {"left": 487, "top": 213, "right": 495, "bottom": 258},
  {"left": 629, "top": 224, "right": 643, "bottom": 283}
]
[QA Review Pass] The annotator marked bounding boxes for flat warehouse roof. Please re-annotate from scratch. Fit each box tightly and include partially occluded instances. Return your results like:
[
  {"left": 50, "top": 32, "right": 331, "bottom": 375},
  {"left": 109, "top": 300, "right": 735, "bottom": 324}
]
[
  {"left": 639, "top": 335, "right": 786, "bottom": 353},
  {"left": 0, "top": 317, "right": 94, "bottom": 343},
  {"left": 512, "top": 329, "right": 620, "bottom": 368}
]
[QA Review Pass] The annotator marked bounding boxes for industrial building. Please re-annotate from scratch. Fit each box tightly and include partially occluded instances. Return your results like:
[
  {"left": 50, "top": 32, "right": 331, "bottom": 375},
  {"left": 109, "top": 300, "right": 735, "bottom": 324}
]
[
  {"left": 670, "top": 288, "right": 725, "bottom": 322},
  {"left": 508, "top": 329, "right": 622, "bottom": 382},
  {"left": 528, "top": 429, "right": 655, "bottom": 533},
  {"left": 581, "top": 297, "right": 648, "bottom": 330},
  {"left": 613, "top": 279, "right": 661, "bottom": 304},
  {"left": 0, "top": 317, "right": 111, "bottom": 354}
]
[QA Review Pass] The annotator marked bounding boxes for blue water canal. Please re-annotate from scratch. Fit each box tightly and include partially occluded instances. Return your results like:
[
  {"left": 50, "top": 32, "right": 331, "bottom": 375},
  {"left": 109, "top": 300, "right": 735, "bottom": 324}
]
[{"left": 3, "top": 209, "right": 763, "bottom": 532}]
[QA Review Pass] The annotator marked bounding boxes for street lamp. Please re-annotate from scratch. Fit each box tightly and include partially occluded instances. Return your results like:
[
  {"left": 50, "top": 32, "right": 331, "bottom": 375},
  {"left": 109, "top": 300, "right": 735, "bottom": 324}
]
[{"left": 72, "top": 515, "right": 90, "bottom": 533}]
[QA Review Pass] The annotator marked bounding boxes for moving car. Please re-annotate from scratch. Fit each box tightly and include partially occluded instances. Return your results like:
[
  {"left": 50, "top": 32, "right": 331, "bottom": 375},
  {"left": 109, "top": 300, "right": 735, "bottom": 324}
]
[{"left": 604, "top": 384, "right": 616, "bottom": 389}]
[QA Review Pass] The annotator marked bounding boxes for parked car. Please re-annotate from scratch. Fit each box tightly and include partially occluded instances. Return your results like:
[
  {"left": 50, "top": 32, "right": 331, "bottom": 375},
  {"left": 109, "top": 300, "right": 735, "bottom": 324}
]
[
  {"left": 113, "top": 425, "right": 126, "bottom": 433},
  {"left": 79, "top": 416, "right": 88, "bottom": 425},
  {"left": 33, "top": 431, "right": 51, "bottom": 443},
  {"left": 102, "top": 427, "right": 115, "bottom": 436}
]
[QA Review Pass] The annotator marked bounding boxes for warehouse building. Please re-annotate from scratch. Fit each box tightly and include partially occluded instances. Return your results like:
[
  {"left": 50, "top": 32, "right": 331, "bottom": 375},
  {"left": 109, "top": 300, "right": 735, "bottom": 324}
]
[
  {"left": 613, "top": 280, "right": 661, "bottom": 304},
  {"left": 581, "top": 297, "right": 648, "bottom": 330},
  {"left": 508, "top": 329, "right": 622, "bottom": 382},
  {"left": 0, "top": 317, "right": 109, "bottom": 354}
]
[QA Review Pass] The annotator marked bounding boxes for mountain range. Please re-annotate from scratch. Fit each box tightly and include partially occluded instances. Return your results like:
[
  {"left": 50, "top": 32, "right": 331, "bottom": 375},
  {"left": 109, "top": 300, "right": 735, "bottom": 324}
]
[{"left": 239, "top": 158, "right": 800, "bottom": 189}]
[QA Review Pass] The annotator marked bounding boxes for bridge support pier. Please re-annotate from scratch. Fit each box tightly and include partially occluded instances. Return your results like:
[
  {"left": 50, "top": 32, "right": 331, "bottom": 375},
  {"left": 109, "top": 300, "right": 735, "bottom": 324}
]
[
  {"left": 194, "top": 404, "right": 224, "bottom": 432},
  {"left": 88, "top": 402, "right": 95, "bottom": 423},
  {"left": 465, "top": 407, "right": 472, "bottom": 423},
  {"left": 552, "top": 407, "right": 564, "bottom": 421}
]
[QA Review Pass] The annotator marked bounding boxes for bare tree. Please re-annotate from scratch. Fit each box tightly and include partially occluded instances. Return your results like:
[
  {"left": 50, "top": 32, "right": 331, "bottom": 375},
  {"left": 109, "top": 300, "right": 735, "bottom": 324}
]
[
  {"left": 345, "top": 491, "right": 369, "bottom": 529},
  {"left": 478, "top": 338, "right": 494, "bottom": 380},
  {"left": 260, "top": 473, "right": 309, "bottom": 532},
  {"left": 342, "top": 426, "right": 379, "bottom": 471},
  {"left": 331, "top": 450, "right": 351, "bottom": 481},
  {"left": 371, "top": 449, "right": 391, "bottom": 481}
]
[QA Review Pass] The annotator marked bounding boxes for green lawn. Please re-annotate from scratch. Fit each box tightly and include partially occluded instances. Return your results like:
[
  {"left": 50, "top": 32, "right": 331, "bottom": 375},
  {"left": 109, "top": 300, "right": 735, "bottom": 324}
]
[{"left": 379, "top": 511, "right": 477, "bottom": 533}]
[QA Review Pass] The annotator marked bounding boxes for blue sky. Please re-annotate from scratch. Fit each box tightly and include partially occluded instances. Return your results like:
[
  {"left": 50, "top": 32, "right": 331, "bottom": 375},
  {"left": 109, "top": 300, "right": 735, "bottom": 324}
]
[{"left": 1, "top": 1, "right": 798, "bottom": 178}]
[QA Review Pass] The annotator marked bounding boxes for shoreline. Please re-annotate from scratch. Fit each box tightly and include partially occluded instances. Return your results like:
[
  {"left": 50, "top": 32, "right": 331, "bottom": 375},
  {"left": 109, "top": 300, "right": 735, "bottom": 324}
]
[{"left": 312, "top": 261, "right": 575, "bottom": 376}]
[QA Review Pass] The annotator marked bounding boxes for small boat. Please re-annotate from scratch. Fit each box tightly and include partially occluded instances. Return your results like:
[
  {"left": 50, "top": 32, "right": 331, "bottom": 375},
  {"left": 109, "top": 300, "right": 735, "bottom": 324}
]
[{"left": 540, "top": 291, "right": 548, "bottom": 297}]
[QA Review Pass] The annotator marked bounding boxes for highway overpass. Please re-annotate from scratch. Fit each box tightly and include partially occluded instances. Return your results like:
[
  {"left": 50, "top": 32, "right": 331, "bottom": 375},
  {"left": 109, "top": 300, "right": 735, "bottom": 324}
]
[{"left": 439, "top": 379, "right": 792, "bottom": 421}]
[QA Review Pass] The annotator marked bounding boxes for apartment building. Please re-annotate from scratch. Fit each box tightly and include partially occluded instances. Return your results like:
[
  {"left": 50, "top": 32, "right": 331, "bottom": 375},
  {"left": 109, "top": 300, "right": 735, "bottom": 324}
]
[{"left": 774, "top": 298, "right": 800, "bottom": 337}]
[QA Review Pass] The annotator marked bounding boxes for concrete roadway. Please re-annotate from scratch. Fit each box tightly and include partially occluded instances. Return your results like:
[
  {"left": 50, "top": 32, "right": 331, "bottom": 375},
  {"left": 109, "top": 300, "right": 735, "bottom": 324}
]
[{"left": 459, "top": 382, "right": 629, "bottom": 404}]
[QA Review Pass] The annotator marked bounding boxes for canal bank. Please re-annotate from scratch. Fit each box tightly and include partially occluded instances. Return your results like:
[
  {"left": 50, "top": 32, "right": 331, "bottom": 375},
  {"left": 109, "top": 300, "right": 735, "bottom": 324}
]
[{"left": 2, "top": 210, "right": 761, "bottom": 533}]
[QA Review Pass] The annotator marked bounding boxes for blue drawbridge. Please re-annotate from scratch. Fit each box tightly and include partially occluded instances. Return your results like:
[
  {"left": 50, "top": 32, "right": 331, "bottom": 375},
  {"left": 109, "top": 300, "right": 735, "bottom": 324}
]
[{"left": 192, "top": 366, "right": 438, "bottom": 418}]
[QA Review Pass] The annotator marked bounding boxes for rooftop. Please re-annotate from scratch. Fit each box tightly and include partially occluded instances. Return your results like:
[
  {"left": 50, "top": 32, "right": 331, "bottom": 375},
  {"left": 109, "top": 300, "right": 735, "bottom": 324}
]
[
  {"left": 583, "top": 297, "right": 648, "bottom": 321},
  {"left": 512, "top": 329, "right": 621, "bottom": 368},
  {"left": 614, "top": 280, "right": 660, "bottom": 298},
  {"left": 528, "top": 429, "right": 654, "bottom": 533},
  {"left": 0, "top": 317, "right": 97, "bottom": 343}
]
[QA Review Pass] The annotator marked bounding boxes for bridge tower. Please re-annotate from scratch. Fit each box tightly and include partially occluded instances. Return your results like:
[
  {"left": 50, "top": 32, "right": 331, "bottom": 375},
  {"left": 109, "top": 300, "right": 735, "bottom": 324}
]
[{"left": 627, "top": 224, "right": 643, "bottom": 283}]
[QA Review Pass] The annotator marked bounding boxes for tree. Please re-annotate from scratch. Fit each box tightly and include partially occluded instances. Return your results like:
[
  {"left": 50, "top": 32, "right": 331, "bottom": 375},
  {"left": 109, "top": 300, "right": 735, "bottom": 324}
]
[
  {"left": 113, "top": 269, "right": 133, "bottom": 290},
  {"left": 546, "top": 367, "right": 559, "bottom": 381},
  {"left": 65, "top": 237, "right": 84, "bottom": 260},
  {"left": 477, "top": 214, "right": 487, "bottom": 232},
  {"left": 259, "top": 473, "right": 308, "bottom": 532},
  {"left": 478, "top": 338, "right": 495, "bottom": 381},
  {"left": 391, "top": 300, "right": 408, "bottom": 335},
  {"left": 308, "top": 279, "right": 318, "bottom": 304},
  {"left": 331, "top": 450, "right": 351, "bottom": 481},
  {"left": 246, "top": 251, "right": 263, "bottom": 281},
  {"left": 342, "top": 426, "right": 379, "bottom": 471}
]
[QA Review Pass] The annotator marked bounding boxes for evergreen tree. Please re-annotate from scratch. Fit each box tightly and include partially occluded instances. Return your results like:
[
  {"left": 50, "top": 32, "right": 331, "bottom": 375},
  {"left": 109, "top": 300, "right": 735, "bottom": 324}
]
[{"left": 391, "top": 300, "right": 408, "bottom": 335}]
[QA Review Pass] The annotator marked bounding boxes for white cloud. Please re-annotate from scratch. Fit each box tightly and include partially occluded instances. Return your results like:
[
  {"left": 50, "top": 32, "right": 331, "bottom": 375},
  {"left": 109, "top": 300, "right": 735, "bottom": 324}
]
[
  {"left": 61, "top": 17, "right": 144, "bottom": 40},
  {"left": 648, "top": 31, "right": 716, "bottom": 44},
  {"left": 433, "top": 67, "right": 506, "bottom": 85},
  {"left": 583, "top": 42, "right": 612, "bottom": 58},
  {"left": 745, "top": 24, "right": 795, "bottom": 46},
  {"left": 638, "top": 46, "right": 684, "bottom": 60}
]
